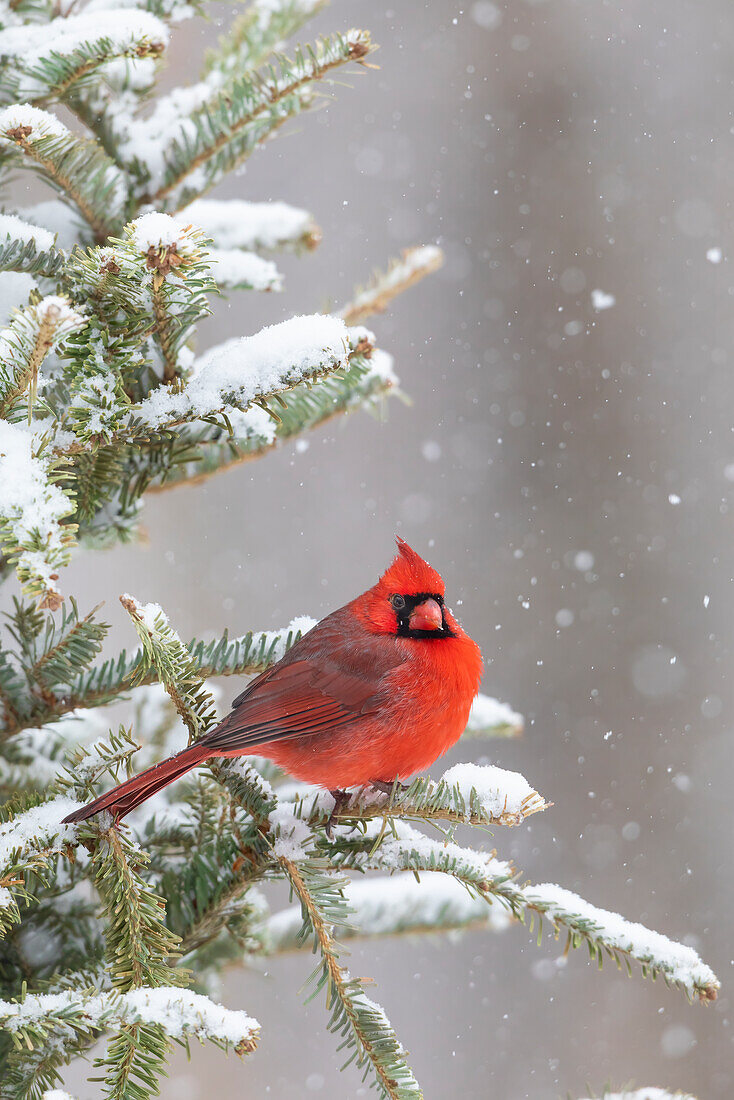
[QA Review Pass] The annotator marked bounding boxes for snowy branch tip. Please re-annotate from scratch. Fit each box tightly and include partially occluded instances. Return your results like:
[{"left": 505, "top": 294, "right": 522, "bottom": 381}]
[{"left": 0, "top": 986, "right": 259, "bottom": 1055}]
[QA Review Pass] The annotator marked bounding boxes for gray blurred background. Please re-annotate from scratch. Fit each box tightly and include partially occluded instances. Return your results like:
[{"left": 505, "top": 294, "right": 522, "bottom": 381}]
[{"left": 55, "top": 0, "right": 734, "bottom": 1095}]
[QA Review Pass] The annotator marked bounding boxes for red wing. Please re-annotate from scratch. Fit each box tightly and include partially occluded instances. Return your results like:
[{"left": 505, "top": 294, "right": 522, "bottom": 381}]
[{"left": 199, "top": 658, "right": 381, "bottom": 754}]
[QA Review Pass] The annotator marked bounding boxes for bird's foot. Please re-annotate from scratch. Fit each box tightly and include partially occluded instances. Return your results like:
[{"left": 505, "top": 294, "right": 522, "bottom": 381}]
[
  {"left": 370, "top": 779, "right": 408, "bottom": 797},
  {"left": 325, "top": 788, "right": 351, "bottom": 837}
]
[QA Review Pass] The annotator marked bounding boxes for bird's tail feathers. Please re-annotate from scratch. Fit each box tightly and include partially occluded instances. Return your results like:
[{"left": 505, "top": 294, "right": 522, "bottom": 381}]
[{"left": 61, "top": 742, "right": 209, "bottom": 824}]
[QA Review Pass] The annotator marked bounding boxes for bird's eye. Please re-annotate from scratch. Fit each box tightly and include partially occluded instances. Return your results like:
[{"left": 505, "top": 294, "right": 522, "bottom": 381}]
[{"left": 390, "top": 594, "right": 406, "bottom": 610}]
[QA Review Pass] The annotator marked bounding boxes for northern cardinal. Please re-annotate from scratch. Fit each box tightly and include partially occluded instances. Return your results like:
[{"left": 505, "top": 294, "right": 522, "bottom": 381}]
[{"left": 63, "top": 539, "right": 483, "bottom": 824}]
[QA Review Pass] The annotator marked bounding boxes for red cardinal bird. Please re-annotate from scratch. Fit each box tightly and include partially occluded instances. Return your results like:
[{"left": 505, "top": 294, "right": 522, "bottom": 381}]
[{"left": 63, "top": 539, "right": 483, "bottom": 824}]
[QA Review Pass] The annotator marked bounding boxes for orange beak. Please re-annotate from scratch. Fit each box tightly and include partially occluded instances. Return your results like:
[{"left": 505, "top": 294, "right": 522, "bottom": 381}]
[{"left": 408, "top": 598, "right": 443, "bottom": 632}]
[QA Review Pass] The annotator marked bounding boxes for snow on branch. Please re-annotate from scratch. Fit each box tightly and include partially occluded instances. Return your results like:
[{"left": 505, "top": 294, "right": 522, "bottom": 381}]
[
  {"left": 0, "top": 11, "right": 169, "bottom": 102},
  {"left": 0, "top": 986, "right": 259, "bottom": 1055},
  {"left": 133, "top": 314, "right": 369, "bottom": 429},
  {"left": 520, "top": 883, "right": 719, "bottom": 1003},
  {"left": 147, "top": 29, "right": 373, "bottom": 209},
  {"left": 0, "top": 795, "right": 81, "bottom": 935},
  {"left": 268, "top": 871, "right": 512, "bottom": 952},
  {"left": 0, "top": 417, "right": 79, "bottom": 607},
  {"left": 340, "top": 245, "right": 444, "bottom": 326},
  {"left": 464, "top": 693, "right": 524, "bottom": 738},
  {"left": 0, "top": 104, "right": 127, "bottom": 241},
  {"left": 205, "top": 247, "right": 282, "bottom": 291},
  {"left": 177, "top": 198, "right": 319, "bottom": 252},
  {"left": 288, "top": 760, "right": 549, "bottom": 831}
]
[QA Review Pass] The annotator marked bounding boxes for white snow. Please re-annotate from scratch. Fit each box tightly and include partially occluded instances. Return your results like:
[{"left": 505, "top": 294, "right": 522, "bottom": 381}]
[
  {"left": 441, "top": 761, "right": 543, "bottom": 822},
  {"left": 41, "top": 1092, "right": 76, "bottom": 1100},
  {"left": 0, "top": 796, "right": 80, "bottom": 865},
  {"left": 17, "top": 201, "right": 84, "bottom": 250},
  {"left": 363, "top": 348, "right": 397, "bottom": 385},
  {"left": 342, "top": 245, "right": 443, "bottom": 320},
  {"left": 135, "top": 315, "right": 354, "bottom": 428},
  {"left": 465, "top": 693, "right": 523, "bottom": 735},
  {"left": 0, "top": 104, "right": 69, "bottom": 141},
  {"left": 706, "top": 247, "right": 722, "bottom": 264},
  {"left": 206, "top": 248, "right": 282, "bottom": 291},
  {"left": 0, "top": 213, "right": 54, "bottom": 251},
  {"left": 269, "top": 802, "right": 312, "bottom": 861},
  {"left": 0, "top": 272, "right": 36, "bottom": 321},
  {"left": 591, "top": 288, "right": 616, "bottom": 311},
  {"left": 0, "top": 986, "right": 259, "bottom": 1048},
  {"left": 122, "top": 594, "right": 172, "bottom": 636},
  {"left": 177, "top": 199, "right": 314, "bottom": 252},
  {"left": 129, "top": 212, "right": 197, "bottom": 255},
  {"left": 522, "top": 883, "right": 719, "bottom": 997},
  {"left": 268, "top": 871, "right": 512, "bottom": 948},
  {"left": 122, "top": 987, "right": 258, "bottom": 1045},
  {"left": 0, "top": 11, "right": 168, "bottom": 65},
  {"left": 0, "top": 419, "right": 76, "bottom": 594}
]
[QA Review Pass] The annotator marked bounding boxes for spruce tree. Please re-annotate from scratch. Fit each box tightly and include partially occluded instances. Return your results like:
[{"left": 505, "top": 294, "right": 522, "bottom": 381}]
[{"left": 0, "top": 2, "right": 718, "bottom": 1098}]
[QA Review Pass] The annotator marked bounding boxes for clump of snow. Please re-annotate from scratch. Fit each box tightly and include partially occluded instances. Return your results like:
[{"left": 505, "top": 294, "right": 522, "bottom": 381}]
[
  {"left": 0, "top": 420, "right": 76, "bottom": 594},
  {"left": 0, "top": 213, "right": 54, "bottom": 251},
  {"left": 41, "top": 1091, "right": 76, "bottom": 1100},
  {"left": 206, "top": 248, "right": 282, "bottom": 291},
  {"left": 591, "top": 288, "right": 616, "bottom": 311},
  {"left": 122, "top": 593, "right": 174, "bottom": 637},
  {"left": 0, "top": 796, "right": 81, "bottom": 864},
  {"left": 177, "top": 199, "right": 314, "bottom": 251},
  {"left": 706, "top": 247, "right": 722, "bottom": 264},
  {"left": 0, "top": 11, "right": 168, "bottom": 66},
  {"left": 0, "top": 272, "right": 36, "bottom": 322},
  {"left": 364, "top": 348, "right": 397, "bottom": 384},
  {"left": 135, "top": 315, "right": 353, "bottom": 428},
  {"left": 522, "top": 883, "right": 719, "bottom": 997},
  {"left": 122, "top": 987, "right": 258, "bottom": 1046},
  {"left": 129, "top": 212, "right": 197, "bottom": 255},
  {"left": 441, "top": 761, "right": 543, "bottom": 821},
  {"left": 269, "top": 801, "right": 312, "bottom": 861},
  {"left": 17, "top": 201, "right": 85, "bottom": 250},
  {"left": 0, "top": 104, "right": 69, "bottom": 142},
  {"left": 0, "top": 987, "right": 259, "bottom": 1049},
  {"left": 465, "top": 693, "right": 523, "bottom": 735}
]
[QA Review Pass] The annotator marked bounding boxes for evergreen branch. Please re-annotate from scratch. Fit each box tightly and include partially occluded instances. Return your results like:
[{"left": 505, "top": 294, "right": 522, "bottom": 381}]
[
  {"left": 90, "top": 820, "right": 184, "bottom": 991},
  {"left": 0, "top": 106, "right": 128, "bottom": 242},
  {"left": 340, "top": 246, "right": 444, "bottom": 326},
  {"left": 0, "top": 13, "right": 169, "bottom": 106},
  {"left": 148, "top": 29, "right": 373, "bottom": 209},
  {"left": 176, "top": 198, "right": 320, "bottom": 253},
  {"left": 0, "top": 987, "right": 259, "bottom": 1068},
  {"left": 30, "top": 599, "right": 107, "bottom": 693},
  {"left": 52, "top": 317, "right": 373, "bottom": 457},
  {"left": 145, "top": 347, "right": 394, "bottom": 494},
  {"left": 278, "top": 855, "right": 422, "bottom": 1100},
  {"left": 119, "top": 595, "right": 218, "bottom": 739},
  {"left": 203, "top": 0, "right": 328, "bottom": 77},
  {"left": 0, "top": 418, "right": 79, "bottom": 610},
  {"left": 0, "top": 795, "right": 80, "bottom": 939},
  {"left": 295, "top": 761, "right": 549, "bottom": 831},
  {"left": 516, "top": 884, "right": 719, "bottom": 1005},
  {"left": 0, "top": 617, "right": 313, "bottom": 739},
  {"left": 268, "top": 871, "right": 512, "bottom": 952},
  {"left": 0, "top": 233, "right": 65, "bottom": 278},
  {"left": 0, "top": 296, "right": 86, "bottom": 422}
]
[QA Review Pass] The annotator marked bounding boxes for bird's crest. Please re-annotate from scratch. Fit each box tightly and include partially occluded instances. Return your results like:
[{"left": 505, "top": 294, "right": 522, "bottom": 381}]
[{"left": 377, "top": 537, "right": 445, "bottom": 596}]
